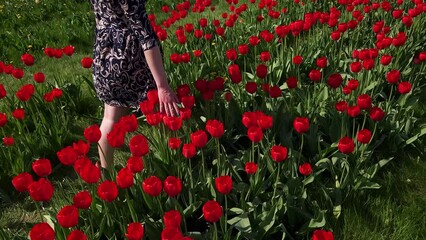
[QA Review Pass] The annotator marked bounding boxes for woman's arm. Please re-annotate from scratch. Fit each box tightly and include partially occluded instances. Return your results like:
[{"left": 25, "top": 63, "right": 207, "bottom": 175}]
[
  {"left": 144, "top": 46, "right": 180, "bottom": 117},
  {"left": 120, "top": 0, "right": 180, "bottom": 117}
]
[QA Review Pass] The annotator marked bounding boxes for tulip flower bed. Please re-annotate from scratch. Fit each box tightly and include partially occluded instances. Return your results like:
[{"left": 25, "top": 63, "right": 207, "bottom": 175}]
[{"left": 2, "top": 0, "right": 426, "bottom": 239}]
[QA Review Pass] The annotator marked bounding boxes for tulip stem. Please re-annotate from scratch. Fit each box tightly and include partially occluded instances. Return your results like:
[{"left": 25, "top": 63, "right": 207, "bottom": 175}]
[
  {"left": 296, "top": 135, "right": 304, "bottom": 178},
  {"left": 213, "top": 222, "right": 219, "bottom": 240},
  {"left": 273, "top": 165, "right": 280, "bottom": 203},
  {"left": 251, "top": 141, "right": 255, "bottom": 163},
  {"left": 126, "top": 190, "right": 138, "bottom": 222},
  {"left": 224, "top": 195, "right": 228, "bottom": 238},
  {"left": 35, "top": 202, "right": 44, "bottom": 223},
  {"left": 201, "top": 150, "right": 206, "bottom": 181},
  {"left": 216, "top": 138, "right": 221, "bottom": 175}
]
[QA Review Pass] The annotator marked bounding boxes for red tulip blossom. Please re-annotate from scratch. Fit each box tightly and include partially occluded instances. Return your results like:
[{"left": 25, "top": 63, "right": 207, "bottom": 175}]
[
  {"left": 142, "top": 176, "right": 163, "bottom": 197},
  {"left": 29, "top": 223, "right": 55, "bottom": 240},
  {"left": 202, "top": 200, "right": 223, "bottom": 222},
  {"left": 57, "top": 205, "right": 79, "bottom": 228},
  {"left": 337, "top": 136, "right": 355, "bottom": 154},
  {"left": 299, "top": 163, "right": 312, "bottom": 176},
  {"left": 215, "top": 175, "right": 233, "bottom": 194},
  {"left": 73, "top": 191, "right": 92, "bottom": 209},
  {"left": 125, "top": 222, "right": 145, "bottom": 240},
  {"left": 97, "top": 180, "right": 119, "bottom": 202},
  {"left": 270, "top": 145, "right": 288, "bottom": 162},
  {"left": 12, "top": 172, "right": 33, "bottom": 192},
  {"left": 164, "top": 176, "right": 183, "bottom": 197},
  {"left": 28, "top": 178, "right": 54, "bottom": 202},
  {"left": 293, "top": 117, "right": 310, "bottom": 134},
  {"left": 357, "top": 129, "right": 372, "bottom": 144}
]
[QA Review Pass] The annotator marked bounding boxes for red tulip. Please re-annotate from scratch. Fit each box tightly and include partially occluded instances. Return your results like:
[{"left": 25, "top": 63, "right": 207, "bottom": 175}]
[
  {"left": 226, "top": 48, "right": 238, "bottom": 61},
  {"left": 12, "top": 108, "right": 25, "bottom": 120},
  {"left": 259, "top": 51, "right": 271, "bottom": 62},
  {"left": 97, "top": 180, "right": 119, "bottom": 202},
  {"left": 3, "top": 136, "right": 14, "bottom": 146},
  {"left": 337, "top": 136, "right": 355, "bottom": 154},
  {"left": 57, "top": 205, "right": 79, "bottom": 228},
  {"left": 247, "top": 126, "right": 263, "bottom": 143},
  {"left": 293, "top": 117, "right": 310, "bottom": 134},
  {"left": 190, "top": 130, "right": 208, "bottom": 148},
  {"left": 238, "top": 44, "right": 249, "bottom": 55},
  {"left": 142, "top": 176, "right": 162, "bottom": 197},
  {"left": 84, "top": 124, "right": 102, "bottom": 143},
  {"left": 350, "top": 62, "right": 362, "bottom": 73},
  {"left": 81, "top": 57, "right": 93, "bottom": 68},
  {"left": 206, "top": 119, "right": 224, "bottom": 138},
  {"left": 299, "top": 163, "right": 312, "bottom": 176},
  {"left": 286, "top": 77, "right": 298, "bottom": 89},
  {"left": 125, "top": 222, "right": 145, "bottom": 240},
  {"left": 347, "top": 79, "right": 359, "bottom": 90},
  {"left": 21, "top": 53, "right": 35, "bottom": 66},
  {"left": 29, "top": 223, "right": 55, "bottom": 240},
  {"left": 357, "top": 129, "right": 372, "bottom": 144},
  {"left": 161, "top": 227, "right": 183, "bottom": 240},
  {"left": 163, "top": 210, "right": 182, "bottom": 228},
  {"left": 369, "top": 107, "right": 385, "bottom": 121},
  {"left": 292, "top": 55, "right": 303, "bottom": 65},
  {"left": 357, "top": 94, "right": 372, "bottom": 109},
  {"left": 129, "top": 134, "right": 149, "bottom": 157},
  {"left": 397, "top": 82, "right": 412, "bottom": 94},
  {"left": 119, "top": 114, "right": 138, "bottom": 132},
  {"left": 245, "top": 162, "right": 258, "bottom": 174},
  {"left": 33, "top": 72, "right": 45, "bottom": 83},
  {"left": 335, "top": 101, "right": 348, "bottom": 112},
  {"left": 202, "top": 200, "right": 223, "bottom": 222},
  {"left": 182, "top": 143, "right": 197, "bottom": 158},
  {"left": 73, "top": 191, "right": 92, "bottom": 209},
  {"left": 312, "top": 229, "right": 334, "bottom": 240},
  {"left": 12, "top": 172, "right": 33, "bottom": 192},
  {"left": 67, "top": 230, "right": 87, "bottom": 240},
  {"left": 386, "top": 69, "right": 400, "bottom": 84},
  {"left": 57, "top": 146, "right": 78, "bottom": 166},
  {"left": 63, "top": 45, "right": 75, "bottom": 56},
  {"left": 245, "top": 82, "right": 257, "bottom": 94},
  {"left": 256, "top": 64, "right": 268, "bottom": 79},
  {"left": 269, "top": 86, "right": 281, "bottom": 98},
  {"left": 215, "top": 175, "right": 233, "bottom": 194},
  {"left": 164, "top": 176, "right": 183, "bottom": 197},
  {"left": 327, "top": 73, "right": 343, "bottom": 88},
  {"left": 380, "top": 55, "right": 392, "bottom": 65},
  {"left": 28, "top": 178, "right": 54, "bottom": 202},
  {"left": 270, "top": 145, "right": 288, "bottom": 162},
  {"left": 116, "top": 167, "right": 134, "bottom": 189},
  {"left": 163, "top": 116, "right": 182, "bottom": 131},
  {"left": 126, "top": 156, "right": 144, "bottom": 173},
  {"left": 168, "top": 137, "right": 181, "bottom": 150},
  {"left": 309, "top": 69, "right": 322, "bottom": 82},
  {"left": 32, "top": 158, "right": 52, "bottom": 177},
  {"left": 79, "top": 162, "right": 101, "bottom": 184},
  {"left": 316, "top": 57, "right": 328, "bottom": 68}
]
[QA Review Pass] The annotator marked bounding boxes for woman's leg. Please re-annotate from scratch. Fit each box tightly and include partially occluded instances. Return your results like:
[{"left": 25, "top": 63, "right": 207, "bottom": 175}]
[{"left": 98, "top": 103, "right": 130, "bottom": 169}]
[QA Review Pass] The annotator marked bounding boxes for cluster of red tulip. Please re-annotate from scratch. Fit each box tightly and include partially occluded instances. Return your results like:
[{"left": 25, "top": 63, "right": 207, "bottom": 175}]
[{"left": 4, "top": 0, "right": 426, "bottom": 238}]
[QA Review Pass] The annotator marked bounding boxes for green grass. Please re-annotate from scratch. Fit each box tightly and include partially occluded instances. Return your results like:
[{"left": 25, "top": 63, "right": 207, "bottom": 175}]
[{"left": 333, "top": 157, "right": 426, "bottom": 239}]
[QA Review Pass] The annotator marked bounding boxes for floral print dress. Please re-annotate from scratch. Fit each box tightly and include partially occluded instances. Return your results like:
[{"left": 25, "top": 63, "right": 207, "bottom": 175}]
[{"left": 90, "top": 0, "right": 162, "bottom": 108}]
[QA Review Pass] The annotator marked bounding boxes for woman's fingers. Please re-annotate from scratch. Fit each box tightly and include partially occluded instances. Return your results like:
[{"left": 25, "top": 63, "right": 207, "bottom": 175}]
[
  {"left": 173, "top": 102, "right": 180, "bottom": 116},
  {"left": 159, "top": 102, "right": 165, "bottom": 115}
]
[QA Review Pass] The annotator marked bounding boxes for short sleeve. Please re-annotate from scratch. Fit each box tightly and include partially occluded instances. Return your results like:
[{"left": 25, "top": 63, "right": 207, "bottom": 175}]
[{"left": 120, "top": 0, "right": 158, "bottom": 51}]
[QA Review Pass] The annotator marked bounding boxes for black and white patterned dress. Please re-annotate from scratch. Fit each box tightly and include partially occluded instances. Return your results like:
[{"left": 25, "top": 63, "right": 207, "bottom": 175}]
[{"left": 90, "top": 0, "right": 162, "bottom": 108}]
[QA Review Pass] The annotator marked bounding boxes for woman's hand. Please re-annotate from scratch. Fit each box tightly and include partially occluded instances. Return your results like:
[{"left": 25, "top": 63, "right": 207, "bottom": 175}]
[{"left": 157, "top": 85, "right": 180, "bottom": 117}]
